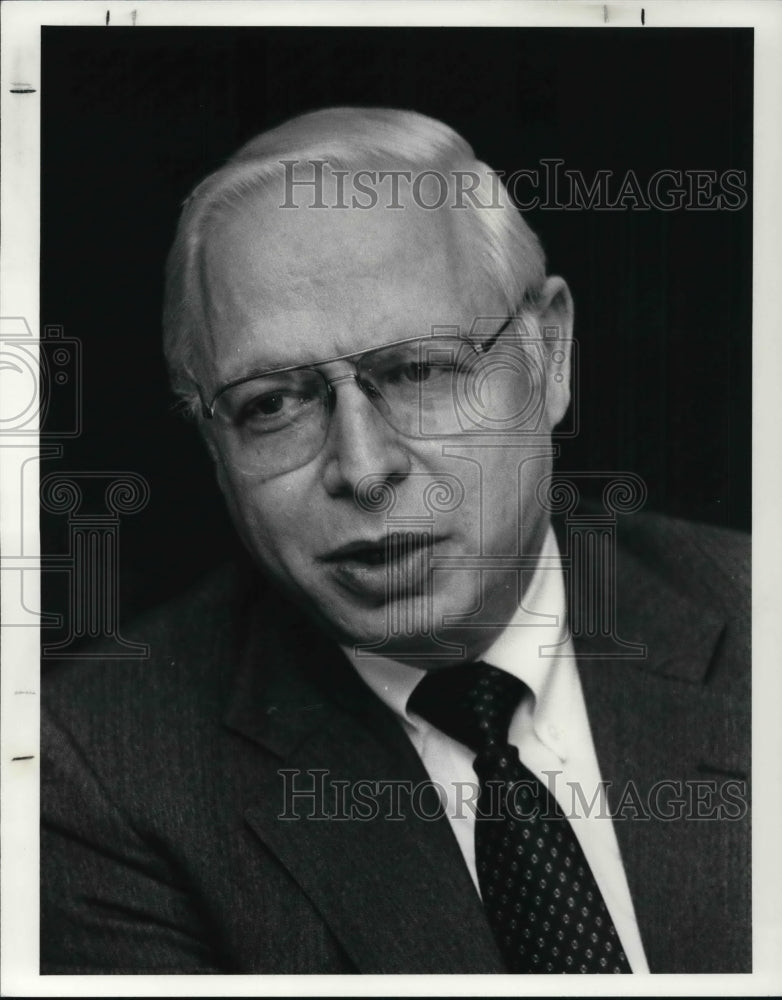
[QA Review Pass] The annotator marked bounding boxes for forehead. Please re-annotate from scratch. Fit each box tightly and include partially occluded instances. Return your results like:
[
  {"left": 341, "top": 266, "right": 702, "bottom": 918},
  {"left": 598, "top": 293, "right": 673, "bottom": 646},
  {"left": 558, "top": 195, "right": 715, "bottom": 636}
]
[{"left": 198, "top": 183, "right": 499, "bottom": 383}]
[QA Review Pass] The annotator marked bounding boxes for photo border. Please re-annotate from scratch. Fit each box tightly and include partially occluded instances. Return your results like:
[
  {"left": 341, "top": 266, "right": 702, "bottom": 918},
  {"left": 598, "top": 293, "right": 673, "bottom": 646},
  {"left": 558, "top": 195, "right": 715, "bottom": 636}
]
[{"left": 2, "top": 1, "right": 780, "bottom": 996}]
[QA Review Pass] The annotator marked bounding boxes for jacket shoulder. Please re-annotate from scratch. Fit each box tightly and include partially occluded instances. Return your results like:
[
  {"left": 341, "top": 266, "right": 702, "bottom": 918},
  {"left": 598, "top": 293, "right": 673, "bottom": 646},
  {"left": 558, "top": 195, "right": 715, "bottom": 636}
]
[
  {"left": 614, "top": 510, "right": 749, "bottom": 617},
  {"left": 42, "top": 561, "right": 254, "bottom": 725}
]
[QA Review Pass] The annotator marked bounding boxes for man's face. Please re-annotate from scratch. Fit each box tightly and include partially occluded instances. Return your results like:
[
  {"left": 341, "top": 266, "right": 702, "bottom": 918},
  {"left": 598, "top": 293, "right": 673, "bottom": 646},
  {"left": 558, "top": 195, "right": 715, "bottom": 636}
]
[{"left": 197, "top": 181, "right": 571, "bottom": 665}]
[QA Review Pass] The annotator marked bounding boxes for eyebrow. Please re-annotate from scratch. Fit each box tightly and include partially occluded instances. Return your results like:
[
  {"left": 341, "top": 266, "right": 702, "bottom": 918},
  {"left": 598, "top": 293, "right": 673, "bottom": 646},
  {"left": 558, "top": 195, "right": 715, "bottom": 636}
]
[{"left": 208, "top": 333, "right": 439, "bottom": 401}]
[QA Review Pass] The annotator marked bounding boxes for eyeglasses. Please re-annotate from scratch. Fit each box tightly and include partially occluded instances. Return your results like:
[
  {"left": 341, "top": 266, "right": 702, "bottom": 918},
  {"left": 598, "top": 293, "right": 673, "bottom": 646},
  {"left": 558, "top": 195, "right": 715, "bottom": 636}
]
[{"left": 199, "top": 310, "right": 545, "bottom": 477}]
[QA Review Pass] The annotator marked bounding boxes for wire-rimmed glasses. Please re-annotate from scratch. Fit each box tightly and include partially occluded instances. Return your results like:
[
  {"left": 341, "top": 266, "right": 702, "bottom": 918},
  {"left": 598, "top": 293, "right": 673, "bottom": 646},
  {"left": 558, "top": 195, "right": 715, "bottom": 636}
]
[{"left": 198, "top": 311, "right": 545, "bottom": 477}]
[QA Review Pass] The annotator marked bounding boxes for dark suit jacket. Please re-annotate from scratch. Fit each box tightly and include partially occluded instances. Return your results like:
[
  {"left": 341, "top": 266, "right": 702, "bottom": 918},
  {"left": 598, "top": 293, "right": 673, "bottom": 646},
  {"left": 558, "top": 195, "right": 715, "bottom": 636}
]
[{"left": 41, "top": 511, "right": 750, "bottom": 974}]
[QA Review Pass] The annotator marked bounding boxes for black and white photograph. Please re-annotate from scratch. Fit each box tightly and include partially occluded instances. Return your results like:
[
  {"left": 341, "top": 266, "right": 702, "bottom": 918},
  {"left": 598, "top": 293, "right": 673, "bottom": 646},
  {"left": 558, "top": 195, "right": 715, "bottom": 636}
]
[{"left": 1, "top": 1, "right": 780, "bottom": 994}]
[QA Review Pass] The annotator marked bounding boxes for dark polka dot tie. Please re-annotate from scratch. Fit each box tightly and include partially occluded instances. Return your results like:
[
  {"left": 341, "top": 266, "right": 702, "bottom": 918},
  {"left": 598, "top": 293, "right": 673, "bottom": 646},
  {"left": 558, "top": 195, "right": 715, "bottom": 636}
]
[{"left": 409, "top": 662, "right": 631, "bottom": 973}]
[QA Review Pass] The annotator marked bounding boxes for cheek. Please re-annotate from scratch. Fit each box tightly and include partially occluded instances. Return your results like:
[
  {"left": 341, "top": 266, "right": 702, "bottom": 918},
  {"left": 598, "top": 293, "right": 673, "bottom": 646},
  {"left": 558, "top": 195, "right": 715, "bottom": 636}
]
[
  {"left": 479, "top": 450, "right": 552, "bottom": 528},
  {"left": 218, "top": 469, "right": 315, "bottom": 561}
]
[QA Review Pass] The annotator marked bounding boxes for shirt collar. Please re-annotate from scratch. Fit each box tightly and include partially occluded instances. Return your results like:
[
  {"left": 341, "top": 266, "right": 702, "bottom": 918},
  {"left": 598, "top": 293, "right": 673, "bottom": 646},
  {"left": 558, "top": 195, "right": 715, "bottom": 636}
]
[
  {"left": 478, "top": 524, "right": 566, "bottom": 702},
  {"left": 347, "top": 652, "right": 427, "bottom": 727}
]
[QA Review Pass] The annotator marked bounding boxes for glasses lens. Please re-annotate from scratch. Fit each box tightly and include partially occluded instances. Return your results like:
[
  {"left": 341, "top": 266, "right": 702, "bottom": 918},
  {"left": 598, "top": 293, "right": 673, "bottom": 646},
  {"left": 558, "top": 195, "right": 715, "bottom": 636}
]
[
  {"left": 357, "top": 338, "right": 470, "bottom": 436},
  {"left": 358, "top": 336, "right": 541, "bottom": 436},
  {"left": 207, "top": 331, "right": 546, "bottom": 476},
  {"left": 211, "top": 369, "right": 329, "bottom": 476},
  {"left": 457, "top": 339, "right": 544, "bottom": 431}
]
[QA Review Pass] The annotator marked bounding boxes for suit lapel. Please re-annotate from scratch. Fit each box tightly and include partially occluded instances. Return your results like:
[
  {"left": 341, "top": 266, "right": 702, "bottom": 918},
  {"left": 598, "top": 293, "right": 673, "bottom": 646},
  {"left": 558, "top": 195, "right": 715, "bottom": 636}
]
[
  {"left": 567, "top": 525, "right": 749, "bottom": 972},
  {"left": 222, "top": 511, "right": 749, "bottom": 973},
  {"left": 224, "top": 593, "right": 505, "bottom": 974}
]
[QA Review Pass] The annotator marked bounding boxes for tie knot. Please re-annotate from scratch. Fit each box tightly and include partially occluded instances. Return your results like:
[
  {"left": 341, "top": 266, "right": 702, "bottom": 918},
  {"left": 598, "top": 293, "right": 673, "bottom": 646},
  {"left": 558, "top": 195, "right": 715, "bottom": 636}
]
[{"left": 408, "top": 661, "right": 527, "bottom": 753}]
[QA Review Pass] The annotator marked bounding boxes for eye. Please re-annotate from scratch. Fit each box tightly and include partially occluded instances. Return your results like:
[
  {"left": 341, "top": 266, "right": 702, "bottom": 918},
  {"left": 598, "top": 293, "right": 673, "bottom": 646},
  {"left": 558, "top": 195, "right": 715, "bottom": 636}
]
[
  {"left": 401, "top": 362, "right": 433, "bottom": 383},
  {"left": 246, "top": 392, "right": 286, "bottom": 417},
  {"left": 235, "top": 385, "right": 321, "bottom": 431},
  {"left": 384, "top": 359, "right": 454, "bottom": 386}
]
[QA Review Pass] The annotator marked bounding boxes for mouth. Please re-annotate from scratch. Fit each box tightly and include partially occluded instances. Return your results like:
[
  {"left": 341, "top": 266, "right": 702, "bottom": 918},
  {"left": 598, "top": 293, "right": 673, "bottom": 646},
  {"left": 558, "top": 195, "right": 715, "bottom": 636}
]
[{"left": 319, "top": 532, "right": 445, "bottom": 600}]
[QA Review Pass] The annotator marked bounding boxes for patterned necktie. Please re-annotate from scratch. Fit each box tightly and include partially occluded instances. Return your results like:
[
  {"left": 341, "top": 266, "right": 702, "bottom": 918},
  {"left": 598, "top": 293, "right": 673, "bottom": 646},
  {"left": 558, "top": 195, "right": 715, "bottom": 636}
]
[{"left": 409, "top": 661, "right": 630, "bottom": 974}]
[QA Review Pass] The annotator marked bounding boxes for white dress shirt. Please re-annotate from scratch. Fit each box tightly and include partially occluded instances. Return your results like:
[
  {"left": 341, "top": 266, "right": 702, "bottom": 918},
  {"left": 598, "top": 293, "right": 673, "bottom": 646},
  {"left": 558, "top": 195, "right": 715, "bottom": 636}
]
[{"left": 345, "top": 525, "right": 649, "bottom": 973}]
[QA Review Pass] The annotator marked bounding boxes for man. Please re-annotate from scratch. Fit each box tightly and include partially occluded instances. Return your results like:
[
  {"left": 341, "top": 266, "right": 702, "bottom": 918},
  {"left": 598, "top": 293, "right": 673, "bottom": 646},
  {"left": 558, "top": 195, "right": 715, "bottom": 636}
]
[{"left": 42, "top": 107, "right": 750, "bottom": 975}]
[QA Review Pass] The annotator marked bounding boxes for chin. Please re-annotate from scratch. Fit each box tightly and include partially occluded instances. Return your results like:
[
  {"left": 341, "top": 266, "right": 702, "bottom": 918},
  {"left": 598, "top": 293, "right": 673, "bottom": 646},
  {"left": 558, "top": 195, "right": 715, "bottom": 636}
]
[{"left": 321, "top": 586, "right": 480, "bottom": 663}]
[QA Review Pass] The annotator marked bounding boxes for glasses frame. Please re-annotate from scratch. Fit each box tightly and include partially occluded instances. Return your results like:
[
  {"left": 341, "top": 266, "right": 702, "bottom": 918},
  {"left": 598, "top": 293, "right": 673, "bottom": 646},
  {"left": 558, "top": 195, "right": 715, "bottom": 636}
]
[{"left": 198, "top": 309, "right": 524, "bottom": 421}]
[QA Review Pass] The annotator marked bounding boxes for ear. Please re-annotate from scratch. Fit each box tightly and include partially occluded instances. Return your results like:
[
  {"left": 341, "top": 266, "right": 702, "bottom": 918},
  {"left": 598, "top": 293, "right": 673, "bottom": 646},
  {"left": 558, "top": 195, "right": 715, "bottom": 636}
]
[{"left": 534, "top": 275, "right": 574, "bottom": 430}]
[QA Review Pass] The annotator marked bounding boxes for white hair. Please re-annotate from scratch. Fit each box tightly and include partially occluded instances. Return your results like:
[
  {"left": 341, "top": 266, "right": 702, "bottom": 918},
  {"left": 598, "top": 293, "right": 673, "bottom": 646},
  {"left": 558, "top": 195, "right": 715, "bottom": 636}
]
[{"left": 163, "top": 106, "right": 547, "bottom": 416}]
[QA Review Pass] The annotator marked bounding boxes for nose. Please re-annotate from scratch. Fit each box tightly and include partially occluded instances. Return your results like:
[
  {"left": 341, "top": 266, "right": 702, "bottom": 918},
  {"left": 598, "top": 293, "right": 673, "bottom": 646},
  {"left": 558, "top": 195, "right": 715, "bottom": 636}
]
[{"left": 320, "top": 374, "right": 411, "bottom": 497}]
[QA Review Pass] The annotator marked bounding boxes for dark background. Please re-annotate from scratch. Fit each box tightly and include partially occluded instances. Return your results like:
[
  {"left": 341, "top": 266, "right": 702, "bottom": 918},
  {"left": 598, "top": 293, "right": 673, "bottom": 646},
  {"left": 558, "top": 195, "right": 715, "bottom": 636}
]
[{"left": 40, "top": 26, "right": 752, "bottom": 632}]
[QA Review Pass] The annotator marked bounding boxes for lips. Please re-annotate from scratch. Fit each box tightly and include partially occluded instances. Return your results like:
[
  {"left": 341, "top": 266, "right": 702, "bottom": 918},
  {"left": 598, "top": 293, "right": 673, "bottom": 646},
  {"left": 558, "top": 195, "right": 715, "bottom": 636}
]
[
  {"left": 322, "top": 537, "right": 398, "bottom": 564},
  {"left": 319, "top": 532, "right": 444, "bottom": 600}
]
